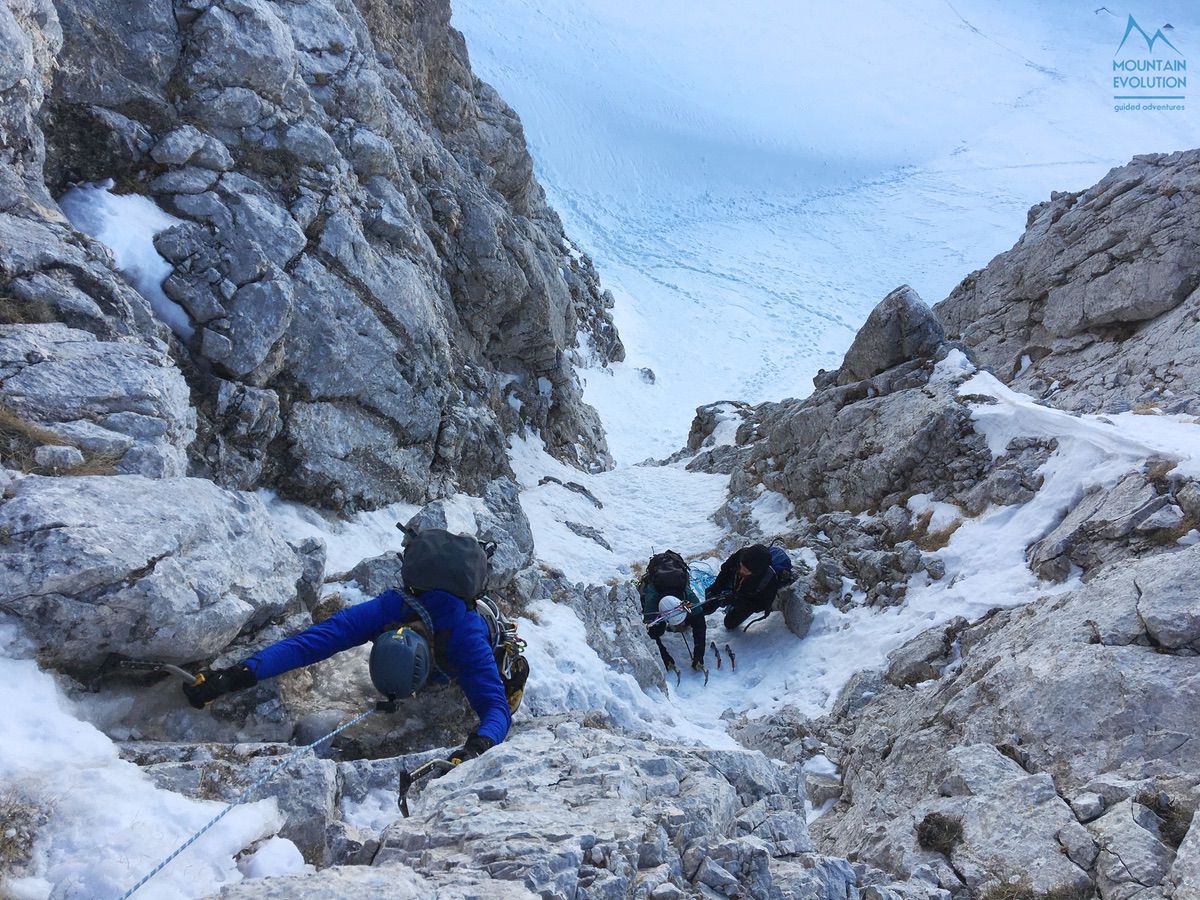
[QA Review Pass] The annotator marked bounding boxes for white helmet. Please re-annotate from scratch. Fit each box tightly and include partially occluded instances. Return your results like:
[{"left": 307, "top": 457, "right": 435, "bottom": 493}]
[{"left": 658, "top": 595, "right": 687, "bottom": 627}]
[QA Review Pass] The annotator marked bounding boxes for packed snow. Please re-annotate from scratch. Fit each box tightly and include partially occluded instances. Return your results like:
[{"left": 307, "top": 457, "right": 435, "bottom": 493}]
[
  {"left": 509, "top": 434, "right": 729, "bottom": 584},
  {"left": 58, "top": 181, "right": 194, "bottom": 339},
  {"left": 0, "top": 624, "right": 286, "bottom": 900},
  {"left": 454, "top": 0, "right": 1200, "bottom": 462}
]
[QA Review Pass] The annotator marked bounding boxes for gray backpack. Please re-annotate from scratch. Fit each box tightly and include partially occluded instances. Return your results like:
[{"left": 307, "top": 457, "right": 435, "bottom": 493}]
[{"left": 400, "top": 527, "right": 491, "bottom": 605}]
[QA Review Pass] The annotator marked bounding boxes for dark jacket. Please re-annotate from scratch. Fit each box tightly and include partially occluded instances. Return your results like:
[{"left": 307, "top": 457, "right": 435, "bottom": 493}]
[
  {"left": 641, "top": 581, "right": 707, "bottom": 667},
  {"left": 244, "top": 588, "right": 511, "bottom": 746},
  {"left": 705, "top": 549, "right": 782, "bottom": 620}
]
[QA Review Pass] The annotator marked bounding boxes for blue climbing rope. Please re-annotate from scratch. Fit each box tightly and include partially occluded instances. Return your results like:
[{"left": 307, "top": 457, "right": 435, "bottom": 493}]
[
  {"left": 115, "top": 705, "right": 377, "bottom": 900},
  {"left": 688, "top": 562, "right": 716, "bottom": 600}
]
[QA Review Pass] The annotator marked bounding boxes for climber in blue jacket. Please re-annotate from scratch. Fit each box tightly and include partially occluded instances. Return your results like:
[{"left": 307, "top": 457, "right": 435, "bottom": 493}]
[{"left": 183, "top": 585, "right": 513, "bottom": 763}]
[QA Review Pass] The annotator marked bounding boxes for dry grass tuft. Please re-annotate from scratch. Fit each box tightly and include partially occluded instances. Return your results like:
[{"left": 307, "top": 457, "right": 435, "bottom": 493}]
[{"left": 0, "top": 405, "right": 120, "bottom": 476}]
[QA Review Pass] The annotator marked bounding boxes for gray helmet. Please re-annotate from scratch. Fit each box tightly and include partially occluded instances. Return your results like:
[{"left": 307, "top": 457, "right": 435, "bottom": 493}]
[{"left": 369, "top": 627, "right": 432, "bottom": 698}]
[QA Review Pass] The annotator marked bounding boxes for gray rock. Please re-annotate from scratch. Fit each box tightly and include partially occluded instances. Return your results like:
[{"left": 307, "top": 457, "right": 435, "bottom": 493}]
[
  {"left": 839, "top": 285, "right": 945, "bottom": 385},
  {"left": 779, "top": 583, "right": 815, "bottom": 639},
  {"left": 1166, "top": 815, "right": 1200, "bottom": 898},
  {"left": 885, "top": 618, "right": 965, "bottom": 688},
  {"left": 1091, "top": 800, "right": 1177, "bottom": 900},
  {"left": 139, "top": 744, "right": 338, "bottom": 865},
  {"left": 349, "top": 551, "right": 405, "bottom": 597},
  {"left": 0, "top": 324, "right": 195, "bottom": 477},
  {"left": 0, "top": 474, "right": 305, "bottom": 677},
  {"left": 1175, "top": 481, "right": 1200, "bottom": 519},
  {"left": 733, "top": 346, "right": 990, "bottom": 520},
  {"left": 1137, "top": 569, "right": 1200, "bottom": 651},
  {"left": 936, "top": 150, "right": 1200, "bottom": 418},
  {"left": 10, "top": 0, "right": 622, "bottom": 514},
  {"left": 810, "top": 545, "right": 1200, "bottom": 894},
  {"left": 1028, "top": 472, "right": 1188, "bottom": 581},
  {"left": 31, "top": 444, "right": 83, "bottom": 469},
  {"left": 1071, "top": 792, "right": 1108, "bottom": 823}
]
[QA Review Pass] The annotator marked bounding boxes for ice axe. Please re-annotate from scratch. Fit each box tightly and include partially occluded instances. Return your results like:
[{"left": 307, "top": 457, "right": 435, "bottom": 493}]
[{"left": 397, "top": 758, "right": 458, "bottom": 817}]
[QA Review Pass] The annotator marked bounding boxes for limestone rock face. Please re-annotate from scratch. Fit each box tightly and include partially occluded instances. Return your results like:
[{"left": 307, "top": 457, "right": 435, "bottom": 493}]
[
  {"left": 214, "top": 719, "right": 949, "bottom": 900},
  {"left": 936, "top": 150, "right": 1200, "bottom": 417},
  {"left": 0, "top": 473, "right": 307, "bottom": 677},
  {"left": 808, "top": 545, "right": 1200, "bottom": 898},
  {"left": 3, "top": 0, "right": 621, "bottom": 511},
  {"left": 0, "top": 323, "right": 196, "bottom": 476}
]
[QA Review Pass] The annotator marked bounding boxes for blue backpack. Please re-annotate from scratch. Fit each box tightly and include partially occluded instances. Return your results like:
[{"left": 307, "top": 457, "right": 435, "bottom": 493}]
[{"left": 768, "top": 545, "right": 795, "bottom": 585}]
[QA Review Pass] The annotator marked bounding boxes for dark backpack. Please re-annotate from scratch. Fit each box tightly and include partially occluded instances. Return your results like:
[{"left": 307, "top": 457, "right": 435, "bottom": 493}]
[
  {"left": 401, "top": 528, "right": 490, "bottom": 606},
  {"left": 641, "top": 550, "right": 690, "bottom": 595}
]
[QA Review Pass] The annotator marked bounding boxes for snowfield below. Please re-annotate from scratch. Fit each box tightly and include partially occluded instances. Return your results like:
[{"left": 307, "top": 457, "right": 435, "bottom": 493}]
[{"left": 454, "top": 0, "right": 1200, "bottom": 462}]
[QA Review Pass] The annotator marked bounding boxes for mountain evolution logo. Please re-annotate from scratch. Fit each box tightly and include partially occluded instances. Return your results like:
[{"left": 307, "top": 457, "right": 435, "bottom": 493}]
[
  {"left": 1115, "top": 15, "right": 1181, "bottom": 55},
  {"left": 1111, "top": 14, "right": 1186, "bottom": 112}
]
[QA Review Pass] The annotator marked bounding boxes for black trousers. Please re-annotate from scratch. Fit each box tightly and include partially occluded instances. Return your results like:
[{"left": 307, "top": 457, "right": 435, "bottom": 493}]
[
  {"left": 722, "top": 594, "right": 775, "bottom": 630},
  {"left": 647, "top": 613, "right": 707, "bottom": 667}
]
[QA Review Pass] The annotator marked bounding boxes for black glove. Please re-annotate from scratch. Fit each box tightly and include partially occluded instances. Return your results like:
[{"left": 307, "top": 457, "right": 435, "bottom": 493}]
[
  {"left": 450, "top": 732, "right": 494, "bottom": 764},
  {"left": 182, "top": 664, "right": 257, "bottom": 709}
]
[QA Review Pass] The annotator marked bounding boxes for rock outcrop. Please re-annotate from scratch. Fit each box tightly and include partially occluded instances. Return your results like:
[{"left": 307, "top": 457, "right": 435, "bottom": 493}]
[
  {"left": 2, "top": 0, "right": 622, "bottom": 512},
  {"left": 936, "top": 150, "right": 1200, "bottom": 418},
  {"left": 806, "top": 540, "right": 1200, "bottom": 898},
  {"left": 0, "top": 322, "right": 195, "bottom": 476},
  {"left": 0, "top": 472, "right": 312, "bottom": 678},
  {"left": 214, "top": 719, "right": 950, "bottom": 900}
]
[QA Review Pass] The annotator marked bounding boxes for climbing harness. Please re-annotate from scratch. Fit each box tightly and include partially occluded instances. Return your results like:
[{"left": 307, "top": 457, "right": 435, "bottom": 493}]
[{"left": 116, "top": 699, "right": 377, "bottom": 899}]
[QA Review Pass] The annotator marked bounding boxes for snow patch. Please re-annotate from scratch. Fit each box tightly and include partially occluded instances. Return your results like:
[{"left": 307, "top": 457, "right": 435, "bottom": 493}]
[
  {"left": 750, "top": 489, "right": 796, "bottom": 535},
  {"left": 258, "top": 491, "right": 420, "bottom": 575},
  {"left": 519, "top": 600, "right": 731, "bottom": 747},
  {"left": 238, "top": 837, "right": 311, "bottom": 880},
  {"left": 906, "top": 493, "right": 962, "bottom": 533},
  {"left": 59, "top": 181, "right": 194, "bottom": 339},
  {"left": 930, "top": 348, "right": 976, "bottom": 384},
  {"left": 509, "top": 435, "right": 728, "bottom": 584},
  {"left": 0, "top": 623, "right": 281, "bottom": 899}
]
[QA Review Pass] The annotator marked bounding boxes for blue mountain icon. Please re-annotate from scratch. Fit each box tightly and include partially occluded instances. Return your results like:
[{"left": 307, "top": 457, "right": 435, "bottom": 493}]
[{"left": 1116, "top": 15, "right": 1181, "bottom": 55}]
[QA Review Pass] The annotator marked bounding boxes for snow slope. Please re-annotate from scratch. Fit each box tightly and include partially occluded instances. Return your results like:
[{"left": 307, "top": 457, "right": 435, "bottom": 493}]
[
  {"left": 454, "top": 0, "right": 1200, "bottom": 461},
  {"left": 503, "top": 353, "right": 1200, "bottom": 733}
]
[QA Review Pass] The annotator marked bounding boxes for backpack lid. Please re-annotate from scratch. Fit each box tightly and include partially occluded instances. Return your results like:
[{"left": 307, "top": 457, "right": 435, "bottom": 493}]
[{"left": 402, "top": 528, "right": 489, "bottom": 602}]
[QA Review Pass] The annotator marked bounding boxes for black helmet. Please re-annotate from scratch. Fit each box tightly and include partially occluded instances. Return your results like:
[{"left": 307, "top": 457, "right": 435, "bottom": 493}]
[{"left": 369, "top": 627, "right": 432, "bottom": 698}]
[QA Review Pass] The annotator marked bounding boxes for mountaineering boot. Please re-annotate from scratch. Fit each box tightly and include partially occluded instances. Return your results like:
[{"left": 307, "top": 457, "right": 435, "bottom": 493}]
[{"left": 692, "top": 659, "right": 710, "bottom": 685}]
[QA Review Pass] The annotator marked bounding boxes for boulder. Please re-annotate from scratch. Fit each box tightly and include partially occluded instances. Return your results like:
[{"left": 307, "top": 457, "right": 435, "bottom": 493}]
[
  {"left": 1090, "top": 800, "right": 1177, "bottom": 900},
  {"left": 128, "top": 742, "right": 339, "bottom": 865},
  {"left": 838, "top": 286, "right": 945, "bottom": 385},
  {"left": 779, "top": 583, "right": 815, "bottom": 639},
  {"left": 0, "top": 474, "right": 305, "bottom": 677}
]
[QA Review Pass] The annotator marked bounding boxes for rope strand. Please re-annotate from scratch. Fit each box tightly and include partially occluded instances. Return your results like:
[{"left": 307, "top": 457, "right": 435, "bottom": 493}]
[{"left": 116, "top": 705, "right": 376, "bottom": 900}]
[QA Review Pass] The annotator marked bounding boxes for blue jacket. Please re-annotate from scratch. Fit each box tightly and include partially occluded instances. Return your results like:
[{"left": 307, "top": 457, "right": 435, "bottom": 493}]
[{"left": 244, "top": 589, "right": 511, "bottom": 745}]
